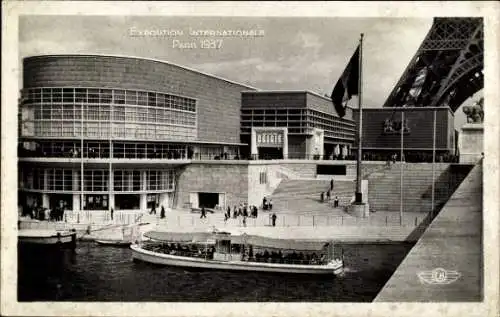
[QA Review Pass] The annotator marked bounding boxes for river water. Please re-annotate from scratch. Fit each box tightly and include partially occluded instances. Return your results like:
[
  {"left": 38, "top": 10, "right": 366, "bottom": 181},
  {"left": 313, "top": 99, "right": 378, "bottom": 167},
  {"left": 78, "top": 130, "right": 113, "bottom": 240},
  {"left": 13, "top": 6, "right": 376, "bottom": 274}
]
[{"left": 18, "top": 242, "right": 413, "bottom": 302}]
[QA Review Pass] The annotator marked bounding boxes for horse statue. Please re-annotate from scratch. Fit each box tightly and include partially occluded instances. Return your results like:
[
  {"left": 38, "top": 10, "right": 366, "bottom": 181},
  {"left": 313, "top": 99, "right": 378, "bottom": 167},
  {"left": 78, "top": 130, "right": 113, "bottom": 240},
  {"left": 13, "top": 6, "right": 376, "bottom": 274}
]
[{"left": 463, "top": 97, "right": 484, "bottom": 123}]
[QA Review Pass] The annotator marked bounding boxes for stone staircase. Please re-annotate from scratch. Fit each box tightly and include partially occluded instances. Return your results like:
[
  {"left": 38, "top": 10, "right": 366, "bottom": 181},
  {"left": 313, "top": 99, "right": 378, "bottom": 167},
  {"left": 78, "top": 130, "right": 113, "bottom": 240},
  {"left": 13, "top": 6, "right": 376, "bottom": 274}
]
[
  {"left": 269, "top": 179, "right": 355, "bottom": 214},
  {"left": 367, "top": 163, "right": 452, "bottom": 213}
]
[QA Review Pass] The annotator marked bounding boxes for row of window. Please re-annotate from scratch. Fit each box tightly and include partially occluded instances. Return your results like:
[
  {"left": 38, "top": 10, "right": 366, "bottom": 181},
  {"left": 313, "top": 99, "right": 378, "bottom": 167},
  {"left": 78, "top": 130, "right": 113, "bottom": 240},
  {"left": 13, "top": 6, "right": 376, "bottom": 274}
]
[
  {"left": 19, "top": 141, "right": 238, "bottom": 159},
  {"left": 26, "top": 104, "right": 196, "bottom": 124},
  {"left": 24, "top": 121, "right": 196, "bottom": 140},
  {"left": 241, "top": 108, "right": 356, "bottom": 140},
  {"left": 20, "top": 168, "right": 176, "bottom": 192},
  {"left": 21, "top": 87, "right": 196, "bottom": 112}
]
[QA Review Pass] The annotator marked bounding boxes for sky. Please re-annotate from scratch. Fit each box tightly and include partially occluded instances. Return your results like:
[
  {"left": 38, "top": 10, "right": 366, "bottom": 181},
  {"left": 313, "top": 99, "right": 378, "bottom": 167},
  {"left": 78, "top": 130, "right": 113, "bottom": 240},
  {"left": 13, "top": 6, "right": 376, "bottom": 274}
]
[{"left": 19, "top": 15, "right": 480, "bottom": 128}]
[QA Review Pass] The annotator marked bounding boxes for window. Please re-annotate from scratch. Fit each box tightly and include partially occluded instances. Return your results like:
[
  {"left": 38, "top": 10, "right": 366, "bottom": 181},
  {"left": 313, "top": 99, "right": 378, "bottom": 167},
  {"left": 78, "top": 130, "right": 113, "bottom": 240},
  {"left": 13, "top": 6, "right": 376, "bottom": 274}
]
[
  {"left": 52, "top": 88, "right": 62, "bottom": 103},
  {"left": 138, "top": 91, "right": 148, "bottom": 106},
  {"left": 83, "top": 170, "right": 108, "bottom": 191},
  {"left": 259, "top": 171, "right": 267, "bottom": 184},
  {"left": 63, "top": 88, "right": 74, "bottom": 103},
  {"left": 100, "top": 89, "right": 112, "bottom": 104},
  {"left": 75, "top": 88, "right": 87, "bottom": 103},
  {"left": 88, "top": 89, "right": 99, "bottom": 103},
  {"left": 114, "top": 90, "right": 125, "bottom": 104}
]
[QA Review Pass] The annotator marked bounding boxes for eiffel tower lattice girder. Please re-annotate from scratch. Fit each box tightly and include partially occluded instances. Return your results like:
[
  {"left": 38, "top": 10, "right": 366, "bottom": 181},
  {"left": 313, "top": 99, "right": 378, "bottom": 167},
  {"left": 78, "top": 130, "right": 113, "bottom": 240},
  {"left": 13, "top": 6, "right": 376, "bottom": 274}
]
[{"left": 382, "top": 17, "right": 483, "bottom": 112}]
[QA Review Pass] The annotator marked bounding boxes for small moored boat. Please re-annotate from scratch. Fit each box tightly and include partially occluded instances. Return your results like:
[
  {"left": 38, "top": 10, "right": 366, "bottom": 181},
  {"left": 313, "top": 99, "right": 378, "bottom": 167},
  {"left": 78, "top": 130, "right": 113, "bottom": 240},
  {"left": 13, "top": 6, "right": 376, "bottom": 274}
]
[
  {"left": 131, "top": 230, "right": 344, "bottom": 275},
  {"left": 95, "top": 224, "right": 140, "bottom": 247},
  {"left": 18, "top": 229, "right": 77, "bottom": 249}
]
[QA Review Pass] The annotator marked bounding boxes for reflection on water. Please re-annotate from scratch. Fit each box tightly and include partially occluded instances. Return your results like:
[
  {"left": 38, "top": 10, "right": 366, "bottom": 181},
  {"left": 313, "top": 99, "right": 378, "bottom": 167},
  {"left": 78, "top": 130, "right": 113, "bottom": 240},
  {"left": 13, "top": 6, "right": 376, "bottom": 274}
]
[{"left": 18, "top": 242, "right": 413, "bottom": 302}]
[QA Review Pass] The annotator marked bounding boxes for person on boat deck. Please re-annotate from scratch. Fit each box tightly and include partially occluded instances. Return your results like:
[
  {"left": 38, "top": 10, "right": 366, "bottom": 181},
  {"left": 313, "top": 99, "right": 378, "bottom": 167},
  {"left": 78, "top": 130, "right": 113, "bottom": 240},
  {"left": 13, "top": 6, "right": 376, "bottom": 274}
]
[
  {"left": 320, "top": 192, "right": 324, "bottom": 202},
  {"left": 200, "top": 207, "right": 207, "bottom": 218},
  {"left": 242, "top": 215, "right": 247, "bottom": 227},
  {"left": 248, "top": 246, "right": 254, "bottom": 260},
  {"left": 269, "top": 199, "right": 273, "bottom": 210},
  {"left": 263, "top": 197, "right": 268, "bottom": 210},
  {"left": 110, "top": 207, "right": 114, "bottom": 221},
  {"left": 160, "top": 206, "right": 165, "bottom": 219},
  {"left": 326, "top": 190, "right": 331, "bottom": 201},
  {"left": 233, "top": 206, "right": 238, "bottom": 219},
  {"left": 226, "top": 206, "right": 231, "bottom": 218},
  {"left": 263, "top": 250, "right": 270, "bottom": 261},
  {"left": 224, "top": 212, "right": 229, "bottom": 223},
  {"left": 334, "top": 196, "right": 339, "bottom": 208},
  {"left": 243, "top": 206, "right": 248, "bottom": 217},
  {"left": 254, "top": 206, "right": 258, "bottom": 218},
  {"left": 150, "top": 205, "right": 156, "bottom": 215}
]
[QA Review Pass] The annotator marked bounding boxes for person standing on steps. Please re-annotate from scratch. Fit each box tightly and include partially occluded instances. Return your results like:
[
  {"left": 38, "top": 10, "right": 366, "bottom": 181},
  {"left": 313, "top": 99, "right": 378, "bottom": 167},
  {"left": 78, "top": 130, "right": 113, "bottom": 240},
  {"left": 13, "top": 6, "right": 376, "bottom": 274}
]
[{"left": 271, "top": 213, "right": 277, "bottom": 227}]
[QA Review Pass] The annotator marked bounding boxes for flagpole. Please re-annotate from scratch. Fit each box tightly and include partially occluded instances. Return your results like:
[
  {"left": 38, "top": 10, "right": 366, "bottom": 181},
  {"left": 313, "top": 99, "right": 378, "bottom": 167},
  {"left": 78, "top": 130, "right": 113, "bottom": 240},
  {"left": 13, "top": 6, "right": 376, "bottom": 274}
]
[
  {"left": 431, "top": 109, "right": 436, "bottom": 218},
  {"left": 400, "top": 109, "right": 404, "bottom": 225},
  {"left": 355, "top": 33, "right": 364, "bottom": 203},
  {"left": 80, "top": 102, "right": 84, "bottom": 213}
]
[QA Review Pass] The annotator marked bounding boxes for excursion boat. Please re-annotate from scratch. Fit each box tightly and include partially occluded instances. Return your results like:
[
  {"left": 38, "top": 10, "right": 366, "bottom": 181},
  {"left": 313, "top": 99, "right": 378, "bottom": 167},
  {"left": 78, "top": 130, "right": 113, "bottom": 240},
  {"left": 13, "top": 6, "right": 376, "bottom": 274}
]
[
  {"left": 18, "top": 229, "right": 77, "bottom": 249},
  {"left": 131, "top": 230, "right": 344, "bottom": 275}
]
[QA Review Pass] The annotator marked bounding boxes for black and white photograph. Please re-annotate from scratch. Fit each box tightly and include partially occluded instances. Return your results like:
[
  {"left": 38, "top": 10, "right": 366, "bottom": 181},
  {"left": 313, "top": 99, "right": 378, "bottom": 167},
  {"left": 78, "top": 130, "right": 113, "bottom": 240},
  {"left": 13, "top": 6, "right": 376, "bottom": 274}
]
[{"left": 1, "top": 2, "right": 499, "bottom": 317}]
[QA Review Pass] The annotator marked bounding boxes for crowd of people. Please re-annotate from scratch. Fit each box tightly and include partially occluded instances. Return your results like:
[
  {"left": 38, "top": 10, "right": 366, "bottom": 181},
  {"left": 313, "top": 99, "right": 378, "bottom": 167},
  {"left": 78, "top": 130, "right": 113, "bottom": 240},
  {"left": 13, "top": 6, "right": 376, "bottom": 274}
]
[
  {"left": 143, "top": 242, "right": 216, "bottom": 259},
  {"left": 252, "top": 249, "right": 326, "bottom": 265},
  {"left": 21, "top": 202, "right": 66, "bottom": 222},
  {"left": 363, "top": 151, "right": 459, "bottom": 163},
  {"left": 143, "top": 241, "right": 327, "bottom": 265},
  {"left": 222, "top": 202, "right": 260, "bottom": 226}
]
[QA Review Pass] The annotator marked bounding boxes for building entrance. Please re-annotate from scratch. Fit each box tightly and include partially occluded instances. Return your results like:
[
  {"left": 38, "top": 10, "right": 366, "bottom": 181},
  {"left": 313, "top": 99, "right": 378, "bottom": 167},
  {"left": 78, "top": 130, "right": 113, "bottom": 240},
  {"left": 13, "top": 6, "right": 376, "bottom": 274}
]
[
  {"left": 115, "top": 194, "right": 140, "bottom": 210},
  {"left": 49, "top": 194, "right": 73, "bottom": 210},
  {"left": 258, "top": 147, "right": 283, "bottom": 160},
  {"left": 83, "top": 194, "right": 109, "bottom": 210},
  {"left": 198, "top": 192, "right": 219, "bottom": 209}
]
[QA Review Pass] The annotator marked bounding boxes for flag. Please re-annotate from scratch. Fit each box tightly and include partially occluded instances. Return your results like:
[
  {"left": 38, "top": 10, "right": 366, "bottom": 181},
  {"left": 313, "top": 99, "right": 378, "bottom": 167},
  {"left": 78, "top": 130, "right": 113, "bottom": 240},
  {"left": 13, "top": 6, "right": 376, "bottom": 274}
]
[{"left": 331, "top": 45, "right": 360, "bottom": 118}]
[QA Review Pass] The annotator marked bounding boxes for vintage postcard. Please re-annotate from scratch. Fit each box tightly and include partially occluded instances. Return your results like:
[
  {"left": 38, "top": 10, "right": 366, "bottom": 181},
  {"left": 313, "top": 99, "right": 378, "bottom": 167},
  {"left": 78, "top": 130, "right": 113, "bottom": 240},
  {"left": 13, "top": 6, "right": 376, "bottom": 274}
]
[{"left": 1, "top": 1, "right": 499, "bottom": 317}]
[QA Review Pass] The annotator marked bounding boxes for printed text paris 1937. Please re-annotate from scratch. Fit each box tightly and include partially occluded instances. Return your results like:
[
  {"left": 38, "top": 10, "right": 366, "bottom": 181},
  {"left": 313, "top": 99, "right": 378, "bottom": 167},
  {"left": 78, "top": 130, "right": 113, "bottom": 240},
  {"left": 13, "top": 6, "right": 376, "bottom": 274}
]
[{"left": 128, "top": 27, "right": 265, "bottom": 50}]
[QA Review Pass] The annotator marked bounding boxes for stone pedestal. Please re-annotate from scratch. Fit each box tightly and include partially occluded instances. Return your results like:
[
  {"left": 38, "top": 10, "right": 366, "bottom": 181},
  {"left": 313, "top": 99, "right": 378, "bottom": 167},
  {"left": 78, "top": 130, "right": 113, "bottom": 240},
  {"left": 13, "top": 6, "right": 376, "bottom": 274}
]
[
  {"left": 347, "top": 203, "right": 370, "bottom": 218},
  {"left": 458, "top": 123, "right": 483, "bottom": 164}
]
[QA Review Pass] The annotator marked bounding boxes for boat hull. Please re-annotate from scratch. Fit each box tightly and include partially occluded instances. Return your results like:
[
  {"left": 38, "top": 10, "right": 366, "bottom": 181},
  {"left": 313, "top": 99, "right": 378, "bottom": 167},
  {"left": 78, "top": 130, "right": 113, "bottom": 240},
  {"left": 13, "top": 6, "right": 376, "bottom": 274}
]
[
  {"left": 95, "top": 239, "right": 131, "bottom": 247},
  {"left": 131, "top": 244, "right": 343, "bottom": 275},
  {"left": 18, "top": 230, "right": 77, "bottom": 249}
]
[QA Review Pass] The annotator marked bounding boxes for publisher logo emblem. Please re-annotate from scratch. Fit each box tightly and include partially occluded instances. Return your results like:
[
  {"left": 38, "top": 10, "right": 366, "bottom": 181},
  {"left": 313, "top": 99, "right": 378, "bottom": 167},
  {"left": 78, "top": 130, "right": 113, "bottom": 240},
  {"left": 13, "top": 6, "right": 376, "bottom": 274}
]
[{"left": 417, "top": 268, "right": 461, "bottom": 285}]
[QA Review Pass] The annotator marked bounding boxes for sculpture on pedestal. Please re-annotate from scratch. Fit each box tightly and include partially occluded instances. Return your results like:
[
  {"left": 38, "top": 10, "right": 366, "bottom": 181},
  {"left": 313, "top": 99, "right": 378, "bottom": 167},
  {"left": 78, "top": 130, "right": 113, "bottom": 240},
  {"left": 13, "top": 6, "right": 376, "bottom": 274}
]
[{"left": 463, "top": 97, "right": 484, "bottom": 123}]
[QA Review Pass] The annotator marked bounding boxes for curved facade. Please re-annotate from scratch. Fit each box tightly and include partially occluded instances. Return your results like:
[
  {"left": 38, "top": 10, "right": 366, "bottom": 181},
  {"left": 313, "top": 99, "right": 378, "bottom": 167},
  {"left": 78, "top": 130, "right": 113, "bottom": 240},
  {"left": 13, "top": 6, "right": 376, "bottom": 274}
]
[{"left": 18, "top": 54, "right": 254, "bottom": 212}]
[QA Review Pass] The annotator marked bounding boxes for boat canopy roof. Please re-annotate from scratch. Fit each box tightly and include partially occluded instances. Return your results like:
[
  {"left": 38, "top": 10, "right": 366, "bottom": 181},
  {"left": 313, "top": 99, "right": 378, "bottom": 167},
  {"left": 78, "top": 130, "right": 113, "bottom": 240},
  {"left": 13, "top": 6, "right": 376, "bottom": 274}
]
[
  {"left": 243, "top": 235, "right": 327, "bottom": 251},
  {"left": 145, "top": 231, "right": 328, "bottom": 251},
  {"left": 145, "top": 231, "right": 212, "bottom": 242}
]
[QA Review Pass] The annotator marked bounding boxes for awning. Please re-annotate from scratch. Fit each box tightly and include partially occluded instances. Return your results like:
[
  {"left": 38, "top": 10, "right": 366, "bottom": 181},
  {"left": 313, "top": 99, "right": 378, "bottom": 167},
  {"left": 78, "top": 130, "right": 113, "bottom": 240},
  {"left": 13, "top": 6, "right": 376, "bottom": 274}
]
[
  {"left": 144, "top": 231, "right": 212, "bottom": 242},
  {"left": 236, "top": 235, "right": 328, "bottom": 251},
  {"left": 145, "top": 231, "right": 328, "bottom": 251}
]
